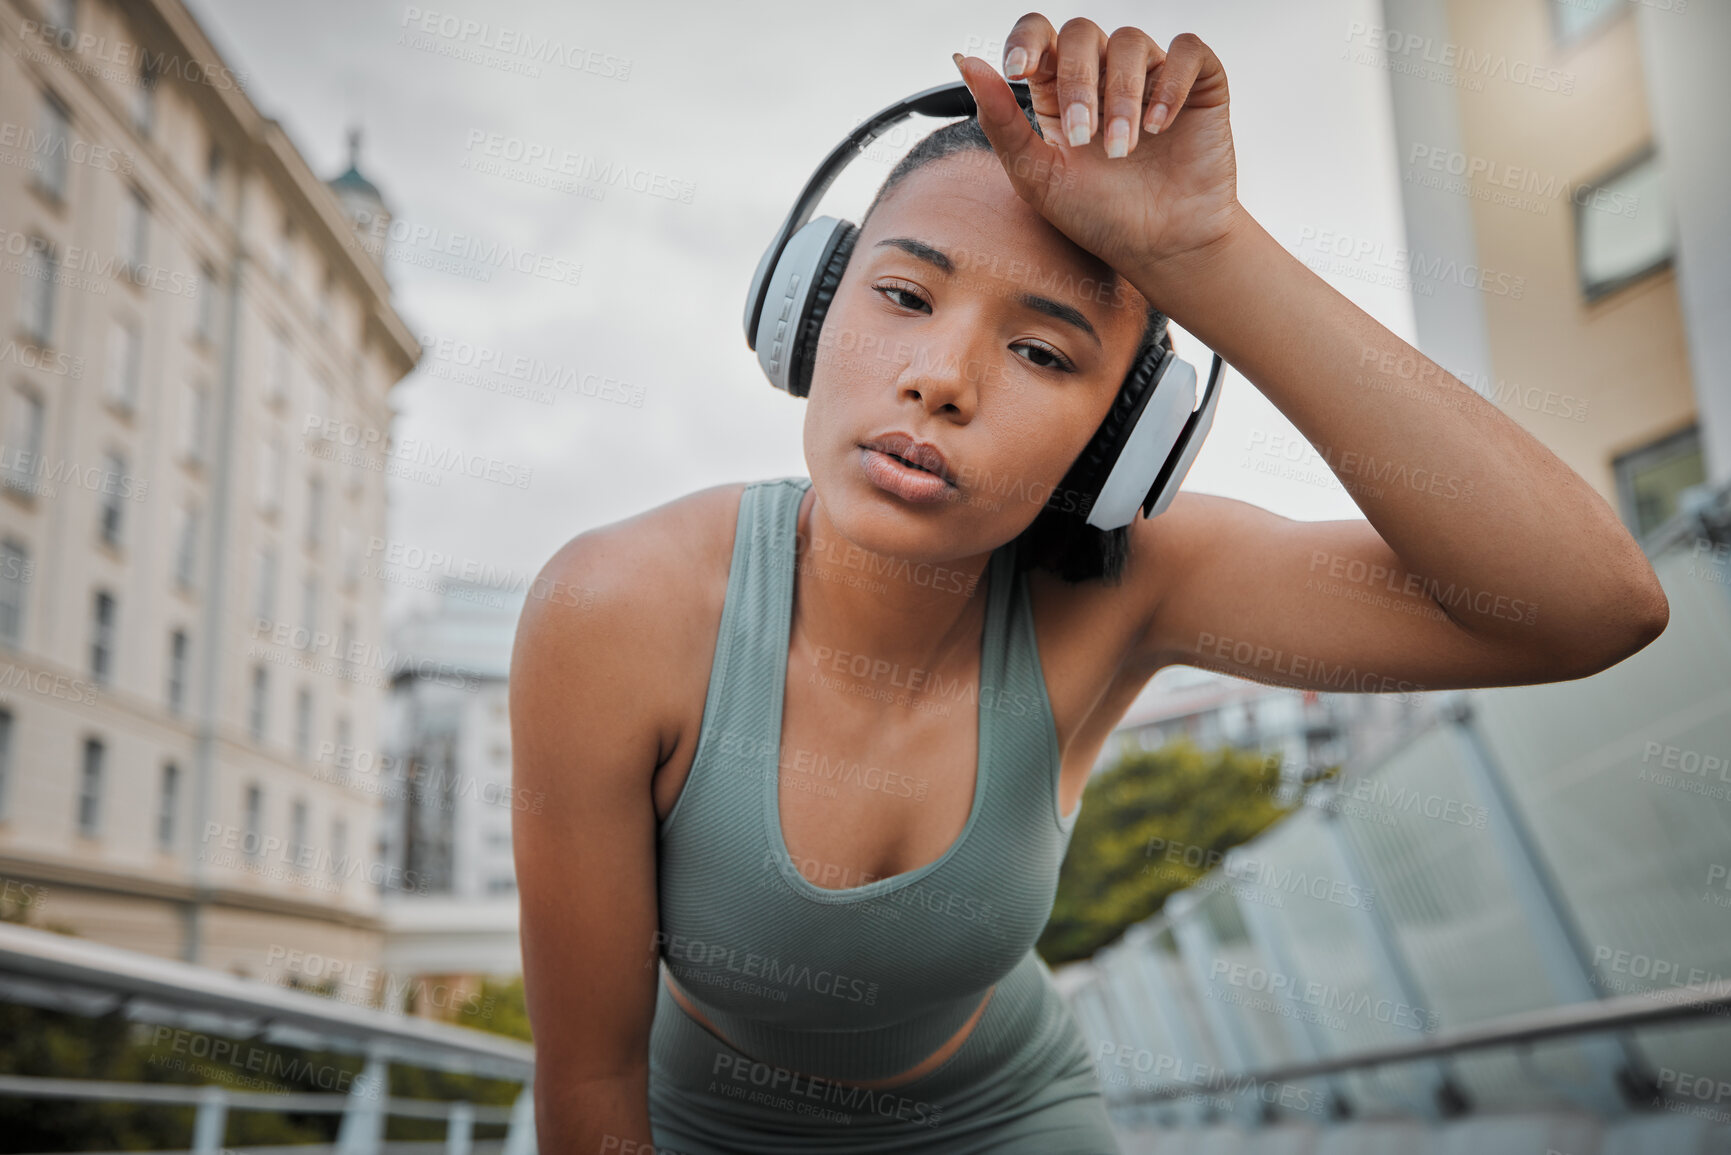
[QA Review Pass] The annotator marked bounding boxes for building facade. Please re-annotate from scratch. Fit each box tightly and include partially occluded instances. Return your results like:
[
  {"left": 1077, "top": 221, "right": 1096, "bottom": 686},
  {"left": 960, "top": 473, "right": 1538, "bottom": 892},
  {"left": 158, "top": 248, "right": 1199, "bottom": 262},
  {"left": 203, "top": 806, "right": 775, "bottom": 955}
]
[{"left": 0, "top": 0, "right": 419, "bottom": 977}]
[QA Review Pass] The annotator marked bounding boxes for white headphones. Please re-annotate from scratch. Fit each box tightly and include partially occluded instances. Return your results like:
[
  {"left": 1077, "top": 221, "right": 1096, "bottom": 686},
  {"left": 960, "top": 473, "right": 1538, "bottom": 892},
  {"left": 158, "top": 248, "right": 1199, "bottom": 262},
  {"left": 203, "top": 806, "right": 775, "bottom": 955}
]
[{"left": 744, "top": 79, "right": 1224, "bottom": 530}]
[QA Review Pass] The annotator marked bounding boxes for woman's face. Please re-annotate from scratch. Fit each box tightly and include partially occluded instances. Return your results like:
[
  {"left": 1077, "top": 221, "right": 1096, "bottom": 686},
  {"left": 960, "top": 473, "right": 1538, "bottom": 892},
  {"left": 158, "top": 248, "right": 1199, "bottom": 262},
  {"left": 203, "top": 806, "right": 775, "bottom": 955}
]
[{"left": 803, "top": 149, "right": 1148, "bottom": 567}]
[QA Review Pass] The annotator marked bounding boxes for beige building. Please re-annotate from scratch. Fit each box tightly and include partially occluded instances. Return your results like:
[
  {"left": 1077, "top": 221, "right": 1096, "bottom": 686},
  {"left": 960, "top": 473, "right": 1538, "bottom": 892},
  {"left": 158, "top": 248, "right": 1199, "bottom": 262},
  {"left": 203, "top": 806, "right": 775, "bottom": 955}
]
[
  {"left": 0, "top": 0, "right": 418, "bottom": 979},
  {"left": 1370, "top": 0, "right": 1729, "bottom": 536}
]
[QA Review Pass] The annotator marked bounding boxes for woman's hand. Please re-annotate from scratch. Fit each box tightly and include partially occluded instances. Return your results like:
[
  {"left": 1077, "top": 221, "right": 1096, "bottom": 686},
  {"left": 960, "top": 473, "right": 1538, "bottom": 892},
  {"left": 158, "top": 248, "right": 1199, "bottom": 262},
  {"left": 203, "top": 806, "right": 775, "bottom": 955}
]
[{"left": 953, "top": 16, "right": 1245, "bottom": 290}]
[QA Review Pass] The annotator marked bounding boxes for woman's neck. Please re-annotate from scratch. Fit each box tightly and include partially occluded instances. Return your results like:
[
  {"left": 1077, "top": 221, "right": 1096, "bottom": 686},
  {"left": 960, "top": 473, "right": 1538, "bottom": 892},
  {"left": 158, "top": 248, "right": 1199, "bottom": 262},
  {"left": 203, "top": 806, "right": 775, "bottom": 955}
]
[{"left": 790, "top": 485, "right": 996, "bottom": 685}]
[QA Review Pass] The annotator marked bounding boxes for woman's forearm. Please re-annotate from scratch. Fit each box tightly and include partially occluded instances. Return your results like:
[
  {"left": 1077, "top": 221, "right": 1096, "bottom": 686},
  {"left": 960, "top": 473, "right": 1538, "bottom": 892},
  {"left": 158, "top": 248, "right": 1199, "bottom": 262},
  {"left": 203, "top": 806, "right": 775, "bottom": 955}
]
[
  {"left": 1127, "top": 211, "right": 1667, "bottom": 663},
  {"left": 539, "top": 1069, "right": 653, "bottom": 1154}
]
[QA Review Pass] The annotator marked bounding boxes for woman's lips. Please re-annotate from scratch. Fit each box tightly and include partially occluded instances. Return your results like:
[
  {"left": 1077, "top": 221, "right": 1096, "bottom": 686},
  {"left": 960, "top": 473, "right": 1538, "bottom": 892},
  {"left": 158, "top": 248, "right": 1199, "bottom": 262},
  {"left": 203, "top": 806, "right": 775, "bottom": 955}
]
[{"left": 858, "top": 446, "right": 955, "bottom": 504}]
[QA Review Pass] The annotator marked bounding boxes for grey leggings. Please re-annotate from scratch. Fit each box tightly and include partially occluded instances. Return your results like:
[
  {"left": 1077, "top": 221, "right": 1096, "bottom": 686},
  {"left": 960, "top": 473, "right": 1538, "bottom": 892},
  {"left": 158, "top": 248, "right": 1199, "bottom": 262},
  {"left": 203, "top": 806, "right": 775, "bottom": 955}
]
[{"left": 646, "top": 952, "right": 1123, "bottom": 1154}]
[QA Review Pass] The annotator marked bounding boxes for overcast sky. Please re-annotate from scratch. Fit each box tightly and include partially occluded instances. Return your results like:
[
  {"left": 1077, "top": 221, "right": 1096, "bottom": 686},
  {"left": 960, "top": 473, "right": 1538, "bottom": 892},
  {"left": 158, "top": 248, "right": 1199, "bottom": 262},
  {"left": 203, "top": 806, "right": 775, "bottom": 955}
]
[{"left": 184, "top": 0, "right": 1410, "bottom": 623}]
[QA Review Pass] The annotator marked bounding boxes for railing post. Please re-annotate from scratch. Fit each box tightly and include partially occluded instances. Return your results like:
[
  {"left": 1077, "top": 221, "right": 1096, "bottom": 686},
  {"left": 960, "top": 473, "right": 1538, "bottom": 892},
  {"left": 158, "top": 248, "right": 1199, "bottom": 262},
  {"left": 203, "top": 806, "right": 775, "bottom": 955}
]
[
  {"left": 501, "top": 1079, "right": 537, "bottom": 1155},
  {"left": 1447, "top": 702, "right": 1651, "bottom": 1110},
  {"left": 445, "top": 1101, "right": 474, "bottom": 1155},
  {"left": 336, "top": 1052, "right": 389, "bottom": 1155},
  {"left": 190, "top": 1084, "right": 227, "bottom": 1155}
]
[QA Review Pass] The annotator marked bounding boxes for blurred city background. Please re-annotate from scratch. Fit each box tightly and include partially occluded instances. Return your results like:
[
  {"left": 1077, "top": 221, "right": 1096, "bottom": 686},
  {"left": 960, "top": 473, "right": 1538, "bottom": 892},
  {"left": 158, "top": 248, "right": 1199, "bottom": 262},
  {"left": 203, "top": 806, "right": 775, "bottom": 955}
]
[{"left": 0, "top": 0, "right": 1725, "bottom": 1151}]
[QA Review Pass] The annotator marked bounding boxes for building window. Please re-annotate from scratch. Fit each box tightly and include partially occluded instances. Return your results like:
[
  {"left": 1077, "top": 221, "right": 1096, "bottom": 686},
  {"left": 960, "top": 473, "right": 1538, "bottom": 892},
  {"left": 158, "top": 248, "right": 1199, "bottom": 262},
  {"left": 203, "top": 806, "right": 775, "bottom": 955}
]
[
  {"left": 17, "top": 239, "right": 56, "bottom": 345},
  {"left": 117, "top": 187, "right": 148, "bottom": 272},
  {"left": 267, "top": 329, "right": 291, "bottom": 403},
  {"left": 131, "top": 65, "right": 158, "bottom": 137},
  {"left": 104, "top": 319, "right": 140, "bottom": 411},
  {"left": 276, "top": 218, "right": 295, "bottom": 282},
  {"left": 77, "top": 737, "right": 103, "bottom": 836},
  {"left": 244, "top": 783, "right": 263, "bottom": 857},
  {"left": 289, "top": 798, "right": 308, "bottom": 868},
  {"left": 44, "top": 0, "right": 75, "bottom": 35},
  {"left": 1614, "top": 424, "right": 1707, "bottom": 541},
  {"left": 202, "top": 143, "right": 224, "bottom": 213},
  {"left": 305, "top": 475, "right": 323, "bottom": 550},
  {"left": 173, "top": 503, "right": 199, "bottom": 589},
  {"left": 1549, "top": 0, "right": 1623, "bottom": 44},
  {"left": 254, "top": 546, "right": 276, "bottom": 622},
  {"left": 158, "top": 762, "right": 178, "bottom": 850},
  {"left": 340, "top": 526, "right": 360, "bottom": 589},
  {"left": 166, "top": 628, "right": 188, "bottom": 713},
  {"left": 258, "top": 436, "right": 282, "bottom": 514},
  {"left": 249, "top": 664, "right": 268, "bottom": 741},
  {"left": 195, "top": 263, "right": 217, "bottom": 342},
  {"left": 294, "top": 686, "right": 312, "bottom": 760},
  {"left": 0, "top": 541, "right": 27, "bottom": 647},
  {"left": 4, "top": 390, "right": 45, "bottom": 499},
  {"left": 331, "top": 817, "right": 347, "bottom": 876},
  {"left": 0, "top": 709, "right": 10, "bottom": 819},
  {"left": 300, "top": 575, "right": 317, "bottom": 636},
  {"left": 32, "top": 93, "right": 71, "bottom": 202},
  {"left": 180, "top": 380, "right": 207, "bottom": 465},
  {"left": 1577, "top": 147, "right": 1674, "bottom": 301},
  {"left": 317, "top": 267, "right": 334, "bottom": 329},
  {"left": 339, "top": 615, "right": 355, "bottom": 666},
  {"left": 97, "top": 452, "right": 126, "bottom": 546},
  {"left": 90, "top": 590, "right": 115, "bottom": 683}
]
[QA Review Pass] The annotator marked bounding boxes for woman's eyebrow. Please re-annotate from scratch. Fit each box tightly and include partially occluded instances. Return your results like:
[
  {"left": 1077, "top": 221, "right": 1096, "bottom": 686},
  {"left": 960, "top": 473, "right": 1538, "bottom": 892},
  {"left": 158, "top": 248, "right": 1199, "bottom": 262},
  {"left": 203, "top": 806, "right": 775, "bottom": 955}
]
[
  {"left": 873, "top": 236, "right": 1101, "bottom": 347},
  {"left": 874, "top": 236, "right": 953, "bottom": 273}
]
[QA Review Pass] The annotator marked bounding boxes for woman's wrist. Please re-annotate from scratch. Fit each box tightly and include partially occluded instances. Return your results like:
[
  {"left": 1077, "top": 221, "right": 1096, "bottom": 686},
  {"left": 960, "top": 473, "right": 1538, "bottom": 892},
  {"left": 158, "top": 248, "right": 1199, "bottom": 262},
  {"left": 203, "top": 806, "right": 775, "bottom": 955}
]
[{"left": 1124, "top": 203, "right": 1266, "bottom": 327}]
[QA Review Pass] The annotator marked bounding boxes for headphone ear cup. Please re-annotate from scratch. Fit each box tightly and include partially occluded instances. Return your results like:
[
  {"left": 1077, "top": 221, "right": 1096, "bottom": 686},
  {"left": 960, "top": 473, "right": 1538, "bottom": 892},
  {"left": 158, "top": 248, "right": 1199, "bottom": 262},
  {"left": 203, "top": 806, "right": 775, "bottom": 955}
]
[
  {"left": 789, "top": 222, "right": 859, "bottom": 399},
  {"left": 1055, "top": 342, "right": 1167, "bottom": 520}
]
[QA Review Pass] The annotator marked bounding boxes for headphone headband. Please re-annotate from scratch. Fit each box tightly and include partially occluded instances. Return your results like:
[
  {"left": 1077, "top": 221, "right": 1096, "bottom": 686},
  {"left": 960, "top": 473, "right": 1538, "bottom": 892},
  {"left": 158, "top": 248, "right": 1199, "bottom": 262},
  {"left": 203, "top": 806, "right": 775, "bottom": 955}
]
[
  {"left": 742, "top": 77, "right": 1225, "bottom": 531},
  {"left": 743, "top": 80, "right": 1033, "bottom": 349}
]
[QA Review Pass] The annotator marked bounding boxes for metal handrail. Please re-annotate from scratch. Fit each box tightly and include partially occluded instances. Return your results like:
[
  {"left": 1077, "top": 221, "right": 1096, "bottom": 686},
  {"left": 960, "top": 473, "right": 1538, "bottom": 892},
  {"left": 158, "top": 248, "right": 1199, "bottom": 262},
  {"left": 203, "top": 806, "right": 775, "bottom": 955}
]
[
  {"left": 1101, "top": 977, "right": 1731, "bottom": 1106},
  {"left": 0, "top": 1074, "right": 516, "bottom": 1123}
]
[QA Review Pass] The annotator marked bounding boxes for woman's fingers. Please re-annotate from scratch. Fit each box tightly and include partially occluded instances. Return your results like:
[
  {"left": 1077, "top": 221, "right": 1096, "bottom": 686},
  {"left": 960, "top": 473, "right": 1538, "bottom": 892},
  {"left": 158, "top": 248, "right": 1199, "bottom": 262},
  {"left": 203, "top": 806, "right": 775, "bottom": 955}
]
[
  {"left": 1145, "top": 32, "right": 1219, "bottom": 133},
  {"left": 1053, "top": 17, "right": 1107, "bottom": 146},
  {"left": 1102, "top": 26, "right": 1163, "bottom": 158}
]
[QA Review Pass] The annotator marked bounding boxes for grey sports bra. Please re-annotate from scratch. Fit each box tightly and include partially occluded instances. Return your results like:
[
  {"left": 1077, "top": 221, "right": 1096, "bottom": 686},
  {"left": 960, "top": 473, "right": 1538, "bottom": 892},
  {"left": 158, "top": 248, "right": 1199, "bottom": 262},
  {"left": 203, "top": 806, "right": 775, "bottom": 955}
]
[{"left": 654, "top": 476, "right": 1079, "bottom": 1083}]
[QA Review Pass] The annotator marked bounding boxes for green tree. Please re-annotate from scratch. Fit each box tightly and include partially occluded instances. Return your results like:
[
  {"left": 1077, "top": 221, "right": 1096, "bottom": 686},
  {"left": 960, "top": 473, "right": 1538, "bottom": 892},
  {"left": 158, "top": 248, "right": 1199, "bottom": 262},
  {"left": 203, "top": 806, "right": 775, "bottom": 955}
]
[{"left": 1037, "top": 739, "right": 1322, "bottom": 966}]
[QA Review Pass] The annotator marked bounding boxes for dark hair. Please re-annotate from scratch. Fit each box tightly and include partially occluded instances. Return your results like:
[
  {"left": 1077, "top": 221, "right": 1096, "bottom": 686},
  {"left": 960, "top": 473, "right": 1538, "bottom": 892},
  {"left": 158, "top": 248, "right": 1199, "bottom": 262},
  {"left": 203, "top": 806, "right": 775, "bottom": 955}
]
[{"left": 857, "top": 110, "right": 1164, "bottom": 585}]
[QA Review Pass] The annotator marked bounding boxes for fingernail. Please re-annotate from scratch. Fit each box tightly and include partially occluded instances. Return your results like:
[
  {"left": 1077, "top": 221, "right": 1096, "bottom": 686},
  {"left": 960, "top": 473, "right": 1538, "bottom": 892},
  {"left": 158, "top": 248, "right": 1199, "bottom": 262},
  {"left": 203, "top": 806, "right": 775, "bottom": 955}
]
[
  {"left": 952, "top": 51, "right": 966, "bottom": 79},
  {"left": 1104, "top": 117, "right": 1129, "bottom": 159},
  {"left": 1146, "top": 102, "right": 1169, "bottom": 134},
  {"left": 1064, "top": 101, "right": 1090, "bottom": 146},
  {"left": 1005, "top": 46, "right": 1028, "bottom": 78}
]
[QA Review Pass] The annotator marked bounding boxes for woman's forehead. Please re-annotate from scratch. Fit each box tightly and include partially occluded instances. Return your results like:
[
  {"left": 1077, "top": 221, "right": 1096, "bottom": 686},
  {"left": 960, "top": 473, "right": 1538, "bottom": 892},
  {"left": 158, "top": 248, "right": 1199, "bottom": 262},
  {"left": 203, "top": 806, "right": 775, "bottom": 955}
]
[{"left": 859, "top": 155, "right": 1140, "bottom": 328}]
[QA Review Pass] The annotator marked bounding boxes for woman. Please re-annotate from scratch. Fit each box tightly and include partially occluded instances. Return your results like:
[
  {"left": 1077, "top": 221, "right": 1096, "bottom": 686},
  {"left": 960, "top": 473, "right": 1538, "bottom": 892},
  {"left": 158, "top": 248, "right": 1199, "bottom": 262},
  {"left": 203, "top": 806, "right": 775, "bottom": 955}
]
[{"left": 510, "top": 15, "right": 1669, "bottom": 1153}]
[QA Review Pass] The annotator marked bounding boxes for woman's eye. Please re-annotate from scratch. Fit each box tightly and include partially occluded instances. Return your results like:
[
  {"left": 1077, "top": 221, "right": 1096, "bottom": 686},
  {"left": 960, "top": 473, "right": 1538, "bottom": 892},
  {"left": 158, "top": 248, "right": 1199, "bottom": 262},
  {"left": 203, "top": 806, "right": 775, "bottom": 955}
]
[
  {"left": 1013, "top": 343, "right": 1075, "bottom": 372},
  {"left": 876, "top": 285, "right": 929, "bottom": 312}
]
